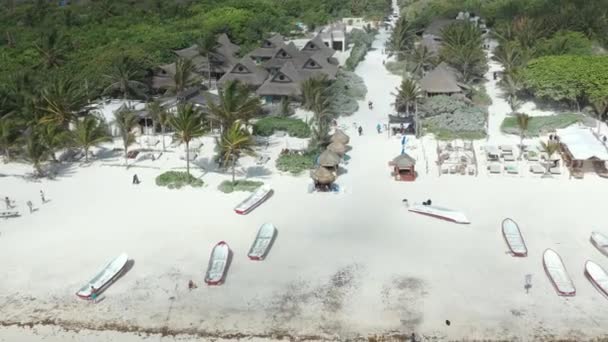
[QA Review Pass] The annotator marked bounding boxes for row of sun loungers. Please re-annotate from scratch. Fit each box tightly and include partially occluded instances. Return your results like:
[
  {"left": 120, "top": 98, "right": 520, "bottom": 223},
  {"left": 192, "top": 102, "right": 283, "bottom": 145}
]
[{"left": 1, "top": 211, "right": 20, "bottom": 219}]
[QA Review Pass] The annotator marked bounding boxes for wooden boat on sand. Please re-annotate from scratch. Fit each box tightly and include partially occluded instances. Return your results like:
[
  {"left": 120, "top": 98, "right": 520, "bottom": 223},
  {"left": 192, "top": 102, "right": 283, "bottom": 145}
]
[
  {"left": 591, "top": 232, "right": 608, "bottom": 257},
  {"left": 408, "top": 203, "right": 470, "bottom": 224},
  {"left": 76, "top": 253, "right": 129, "bottom": 299},
  {"left": 543, "top": 249, "right": 576, "bottom": 296},
  {"left": 204, "top": 241, "right": 231, "bottom": 285},
  {"left": 584, "top": 260, "right": 608, "bottom": 299},
  {"left": 501, "top": 218, "right": 527, "bottom": 257},
  {"left": 248, "top": 223, "right": 278, "bottom": 260},
  {"left": 234, "top": 186, "right": 273, "bottom": 215}
]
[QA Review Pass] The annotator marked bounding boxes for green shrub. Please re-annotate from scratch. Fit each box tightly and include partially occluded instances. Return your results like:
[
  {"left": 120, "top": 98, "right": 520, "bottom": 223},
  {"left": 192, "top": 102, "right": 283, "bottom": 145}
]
[
  {"left": 276, "top": 152, "right": 315, "bottom": 174},
  {"left": 252, "top": 117, "right": 311, "bottom": 138},
  {"left": 421, "top": 95, "right": 488, "bottom": 139},
  {"left": 327, "top": 70, "right": 367, "bottom": 116},
  {"left": 345, "top": 28, "right": 377, "bottom": 71},
  {"left": 384, "top": 60, "right": 409, "bottom": 76},
  {"left": 501, "top": 113, "right": 584, "bottom": 136},
  {"left": 155, "top": 171, "right": 204, "bottom": 189},
  {"left": 218, "top": 180, "right": 264, "bottom": 193},
  {"left": 470, "top": 86, "right": 493, "bottom": 106}
]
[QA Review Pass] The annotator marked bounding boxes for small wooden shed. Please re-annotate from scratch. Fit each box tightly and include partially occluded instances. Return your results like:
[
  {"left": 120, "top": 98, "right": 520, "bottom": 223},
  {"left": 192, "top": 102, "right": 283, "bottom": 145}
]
[{"left": 389, "top": 153, "right": 416, "bottom": 181}]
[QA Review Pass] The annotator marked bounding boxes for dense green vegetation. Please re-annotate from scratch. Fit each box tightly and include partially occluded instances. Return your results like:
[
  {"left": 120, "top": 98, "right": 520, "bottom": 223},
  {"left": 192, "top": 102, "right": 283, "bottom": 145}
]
[
  {"left": 420, "top": 95, "right": 487, "bottom": 140},
  {"left": 218, "top": 179, "right": 264, "bottom": 193},
  {"left": 276, "top": 151, "right": 316, "bottom": 174},
  {"left": 252, "top": 117, "right": 311, "bottom": 138},
  {"left": 501, "top": 113, "right": 585, "bottom": 136},
  {"left": 155, "top": 171, "right": 204, "bottom": 189},
  {"left": 345, "top": 27, "right": 377, "bottom": 71}
]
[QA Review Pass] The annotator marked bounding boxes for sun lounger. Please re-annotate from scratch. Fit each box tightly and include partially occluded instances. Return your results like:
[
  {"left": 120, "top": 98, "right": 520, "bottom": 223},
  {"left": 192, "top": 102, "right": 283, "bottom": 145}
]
[
  {"left": 449, "top": 165, "right": 458, "bottom": 174},
  {"left": 467, "top": 166, "right": 475, "bottom": 175},
  {"left": 505, "top": 164, "right": 519, "bottom": 174},
  {"left": 503, "top": 154, "right": 516, "bottom": 162},
  {"left": 0, "top": 211, "right": 20, "bottom": 218},
  {"left": 441, "top": 165, "right": 449, "bottom": 174},
  {"left": 526, "top": 151, "right": 539, "bottom": 161},
  {"left": 530, "top": 164, "right": 545, "bottom": 174},
  {"left": 550, "top": 166, "right": 561, "bottom": 175},
  {"left": 499, "top": 145, "right": 513, "bottom": 153},
  {"left": 256, "top": 155, "right": 271, "bottom": 165},
  {"left": 488, "top": 163, "right": 501, "bottom": 174}
]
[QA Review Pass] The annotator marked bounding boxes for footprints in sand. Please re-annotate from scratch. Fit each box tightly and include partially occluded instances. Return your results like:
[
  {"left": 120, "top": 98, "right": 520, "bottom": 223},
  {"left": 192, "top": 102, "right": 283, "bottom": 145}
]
[{"left": 381, "top": 276, "right": 427, "bottom": 330}]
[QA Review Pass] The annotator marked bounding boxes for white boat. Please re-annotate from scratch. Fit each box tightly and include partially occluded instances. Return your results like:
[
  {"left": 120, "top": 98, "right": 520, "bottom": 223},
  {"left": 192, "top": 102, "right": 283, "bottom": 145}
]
[
  {"left": 584, "top": 260, "right": 608, "bottom": 299},
  {"left": 234, "top": 186, "right": 273, "bottom": 215},
  {"left": 204, "top": 241, "right": 231, "bottom": 285},
  {"left": 248, "top": 223, "right": 277, "bottom": 260},
  {"left": 76, "top": 253, "right": 129, "bottom": 299},
  {"left": 408, "top": 203, "right": 470, "bottom": 224},
  {"left": 501, "top": 218, "right": 527, "bottom": 257},
  {"left": 543, "top": 249, "right": 576, "bottom": 296},
  {"left": 591, "top": 232, "right": 608, "bottom": 257}
]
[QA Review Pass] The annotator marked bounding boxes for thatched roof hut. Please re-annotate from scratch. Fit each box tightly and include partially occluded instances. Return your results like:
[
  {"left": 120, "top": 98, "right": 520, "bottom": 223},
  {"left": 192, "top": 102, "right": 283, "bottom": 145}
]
[
  {"left": 330, "top": 130, "right": 350, "bottom": 145},
  {"left": 391, "top": 153, "right": 416, "bottom": 168},
  {"left": 310, "top": 166, "right": 336, "bottom": 184},
  {"left": 420, "top": 62, "right": 462, "bottom": 95},
  {"left": 327, "top": 142, "right": 347, "bottom": 156},
  {"left": 319, "top": 150, "right": 341, "bottom": 167}
]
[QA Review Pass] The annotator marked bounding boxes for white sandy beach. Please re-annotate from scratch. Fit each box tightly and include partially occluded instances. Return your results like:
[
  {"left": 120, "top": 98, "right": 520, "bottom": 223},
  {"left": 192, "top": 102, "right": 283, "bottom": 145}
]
[{"left": 2, "top": 15, "right": 608, "bottom": 342}]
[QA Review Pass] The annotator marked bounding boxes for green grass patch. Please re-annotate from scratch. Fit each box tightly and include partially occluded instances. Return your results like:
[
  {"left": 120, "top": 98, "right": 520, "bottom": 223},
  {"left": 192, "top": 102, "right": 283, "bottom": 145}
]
[
  {"left": 252, "top": 117, "right": 311, "bottom": 138},
  {"left": 276, "top": 151, "right": 316, "bottom": 175},
  {"left": 218, "top": 180, "right": 264, "bottom": 193},
  {"left": 501, "top": 113, "right": 584, "bottom": 137},
  {"left": 427, "top": 127, "right": 487, "bottom": 140},
  {"left": 155, "top": 171, "right": 204, "bottom": 189},
  {"left": 471, "top": 86, "right": 493, "bottom": 107}
]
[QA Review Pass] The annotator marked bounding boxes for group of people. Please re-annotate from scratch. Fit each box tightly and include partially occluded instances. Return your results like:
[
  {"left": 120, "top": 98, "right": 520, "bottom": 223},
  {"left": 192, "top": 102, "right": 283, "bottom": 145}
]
[{"left": 4, "top": 190, "right": 46, "bottom": 214}]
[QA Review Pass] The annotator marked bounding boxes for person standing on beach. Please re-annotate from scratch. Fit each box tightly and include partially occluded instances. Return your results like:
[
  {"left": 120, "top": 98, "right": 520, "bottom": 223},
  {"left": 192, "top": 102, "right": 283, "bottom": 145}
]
[
  {"left": 5, "top": 196, "right": 12, "bottom": 209},
  {"left": 358, "top": 126, "right": 363, "bottom": 136},
  {"left": 26, "top": 201, "right": 33, "bottom": 213},
  {"left": 132, "top": 174, "right": 140, "bottom": 185},
  {"left": 40, "top": 190, "right": 46, "bottom": 203},
  {"left": 90, "top": 286, "right": 97, "bottom": 303}
]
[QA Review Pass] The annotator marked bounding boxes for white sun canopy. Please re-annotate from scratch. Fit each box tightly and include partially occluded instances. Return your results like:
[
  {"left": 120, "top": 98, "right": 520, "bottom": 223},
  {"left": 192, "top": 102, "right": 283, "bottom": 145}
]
[{"left": 556, "top": 127, "right": 608, "bottom": 161}]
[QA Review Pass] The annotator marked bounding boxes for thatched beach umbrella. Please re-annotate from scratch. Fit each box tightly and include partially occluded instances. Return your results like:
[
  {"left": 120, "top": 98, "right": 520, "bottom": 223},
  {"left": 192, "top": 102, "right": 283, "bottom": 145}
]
[
  {"left": 310, "top": 166, "right": 336, "bottom": 185},
  {"left": 327, "top": 142, "right": 347, "bottom": 156},
  {"left": 319, "top": 150, "right": 341, "bottom": 168},
  {"left": 330, "top": 130, "right": 350, "bottom": 145}
]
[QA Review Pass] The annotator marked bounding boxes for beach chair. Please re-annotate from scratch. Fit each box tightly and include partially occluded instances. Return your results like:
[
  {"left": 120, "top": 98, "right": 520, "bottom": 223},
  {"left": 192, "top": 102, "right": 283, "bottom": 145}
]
[
  {"left": 503, "top": 154, "right": 516, "bottom": 162},
  {"left": 488, "top": 163, "right": 501, "bottom": 174},
  {"left": 441, "top": 165, "right": 449, "bottom": 174},
  {"left": 449, "top": 165, "right": 458, "bottom": 174},
  {"left": 529, "top": 164, "right": 545, "bottom": 174},
  {"left": 0, "top": 211, "right": 20, "bottom": 219},
  {"left": 256, "top": 155, "right": 271, "bottom": 165},
  {"left": 505, "top": 163, "right": 519, "bottom": 174},
  {"left": 550, "top": 166, "right": 561, "bottom": 175},
  {"left": 499, "top": 145, "right": 513, "bottom": 154},
  {"left": 526, "top": 151, "right": 539, "bottom": 161},
  {"left": 467, "top": 166, "right": 476, "bottom": 175}
]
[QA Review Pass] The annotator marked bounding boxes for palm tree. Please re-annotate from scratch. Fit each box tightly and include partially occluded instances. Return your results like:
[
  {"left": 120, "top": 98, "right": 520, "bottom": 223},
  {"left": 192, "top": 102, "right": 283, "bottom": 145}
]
[
  {"left": 387, "top": 17, "right": 414, "bottom": 60},
  {"left": 169, "top": 103, "right": 206, "bottom": 176},
  {"left": 72, "top": 116, "right": 111, "bottom": 162},
  {"left": 103, "top": 56, "right": 148, "bottom": 101},
  {"left": 39, "top": 76, "right": 90, "bottom": 128},
  {"left": 113, "top": 108, "right": 138, "bottom": 167},
  {"left": 393, "top": 78, "right": 423, "bottom": 136},
  {"left": 592, "top": 97, "right": 608, "bottom": 134},
  {"left": 38, "top": 122, "right": 70, "bottom": 162},
  {"left": 170, "top": 57, "right": 200, "bottom": 96},
  {"left": 492, "top": 42, "right": 525, "bottom": 75},
  {"left": 34, "top": 28, "right": 68, "bottom": 69},
  {"left": 440, "top": 22, "right": 487, "bottom": 83},
  {"left": 301, "top": 75, "right": 329, "bottom": 111},
  {"left": 539, "top": 140, "right": 561, "bottom": 176},
  {"left": 205, "top": 80, "right": 261, "bottom": 132},
  {"left": 23, "top": 131, "right": 50, "bottom": 177},
  {"left": 515, "top": 113, "right": 530, "bottom": 160},
  {"left": 0, "top": 115, "right": 20, "bottom": 163},
  {"left": 309, "top": 91, "right": 333, "bottom": 150},
  {"left": 147, "top": 100, "right": 170, "bottom": 151},
  {"left": 216, "top": 120, "right": 255, "bottom": 184},
  {"left": 409, "top": 45, "right": 436, "bottom": 79},
  {"left": 197, "top": 33, "right": 219, "bottom": 88},
  {"left": 500, "top": 71, "right": 524, "bottom": 113}
]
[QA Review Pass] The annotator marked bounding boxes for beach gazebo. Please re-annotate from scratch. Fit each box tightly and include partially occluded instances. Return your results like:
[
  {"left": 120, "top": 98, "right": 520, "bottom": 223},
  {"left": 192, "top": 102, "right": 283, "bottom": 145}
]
[
  {"left": 330, "top": 130, "right": 350, "bottom": 145},
  {"left": 326, "top": 142, "right": 347, "bottom": 156},
  {"left": 318, "top": 150, "right": 341, "bottom": 171},
  {"left": 310, "top": 167, "right": 337, "bottom": 191},
  {"left": 556, "top": 127, "right": 608, "bottom": 178},
  {"left": 389, "top": 153, "right": 416, "bottom": 181}
]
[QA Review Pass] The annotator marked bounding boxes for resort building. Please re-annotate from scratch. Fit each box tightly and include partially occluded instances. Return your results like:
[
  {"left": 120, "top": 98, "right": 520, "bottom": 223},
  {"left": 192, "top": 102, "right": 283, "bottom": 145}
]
[
  {"left": 318, "top": 23, "right": 347, "bottom": 52},
  {"left": 556, "top": 127, "right": 608, "bottom": 177},
  {"left": 419, "top": 62, "right": 463, "bottom": 97}
]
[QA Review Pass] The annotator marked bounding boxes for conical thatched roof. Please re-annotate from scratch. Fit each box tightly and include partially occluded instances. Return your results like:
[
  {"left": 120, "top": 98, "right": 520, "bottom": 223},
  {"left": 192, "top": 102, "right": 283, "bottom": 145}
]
[
  {"left": 327, "top": 142, "right": 347, "bottom": 156},
  {"left": 330, "top": 130, "right": 350, "bottom": 144},
  {"left": 392, "top": 153, "right": 416, "bottom": 168},
  {"left": 319, "top": 150, "right": 341, "bottom": 167},
  {"left": 311, "top": 166, "right": 336, "bottom": 184},
  {"left": 420, "top": 62, "right": 461, "bottom": 94}
]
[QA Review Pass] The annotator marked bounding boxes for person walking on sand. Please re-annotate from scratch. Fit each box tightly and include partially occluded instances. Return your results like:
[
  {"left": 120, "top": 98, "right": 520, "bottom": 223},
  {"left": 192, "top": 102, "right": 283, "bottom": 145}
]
[
  {"left": 40, "top": 190, "right": 46, "bottom": 204},
  {"left": 5, "top": 196, "right": 11, "bottom": 209},
  {"left": 90, "top": 285, "right": 98, "bottom": 303},
  {"left": 132, "top": 174, "right": 140, "bottom": 185},
  {"left": 358, "top": 126, "right": 363, "bottom": 136},
  {"left": 377, "top": 123, "right": 382, "bottom": 134},
  {"left": 188, "top": 280, "right": 198, "bottom": 290},
  {"left": 26, "top": 201, "right": 33, "bottom": 213}
]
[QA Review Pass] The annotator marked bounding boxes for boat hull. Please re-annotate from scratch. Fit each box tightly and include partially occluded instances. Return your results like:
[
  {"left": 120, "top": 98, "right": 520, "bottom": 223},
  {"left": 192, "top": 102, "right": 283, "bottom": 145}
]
[
  {"left": 408, "top": 204, "right": 470, "bottom": 224},
  {"left": 234, "top": 187, "right": 273, "bottom": 215},
  {"left": 76, "top": 253, "right": 129, "bottom": 299},
  {"left": 584, "top": 260, "right": 608, "bottom": 299},
  {"left": 501, "top": 218, "right": 528, "bottom": 257},
  {"left": 543, "top": 249, "right": 576, "bottom": 296},
  {"left": 204, "top": 241, "right": 231, "bottom": 285},
  {"left": 248, "top": 223, "right": 278, "bottom": 260},
  {"left": 590, "top": 232, "right": 608, "bottom": 257}
]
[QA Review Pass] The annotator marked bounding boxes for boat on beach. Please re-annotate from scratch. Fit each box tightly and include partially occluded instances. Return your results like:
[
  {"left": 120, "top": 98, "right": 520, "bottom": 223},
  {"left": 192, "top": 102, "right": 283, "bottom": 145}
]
[
  {"left": 543, "top": 249, "right": 576, "bottom": 296},
  {"left": 591, "top": 232, "right": 608, "bottom": 257},
  {"left": 204, "top": 241, "right": 231, "bottom": 285},
  {"left": 502, "top": 218, "right": 527, "bottom": 257},
  {"left": 584, "top": 260, "right": 608, "bottom": 299},
  {"left": 408, "top": 203, "right": 470, "bottom": 224},
  {"left": 234, "top": 186, "right": 273, "bottom": 215},
  {"left": 248, "top": 223, "right": 277, "bottom": 260},
  {"left": 76, "top": 253, "right": 129, "bottom": 299}
]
